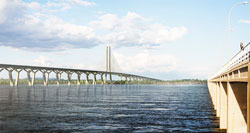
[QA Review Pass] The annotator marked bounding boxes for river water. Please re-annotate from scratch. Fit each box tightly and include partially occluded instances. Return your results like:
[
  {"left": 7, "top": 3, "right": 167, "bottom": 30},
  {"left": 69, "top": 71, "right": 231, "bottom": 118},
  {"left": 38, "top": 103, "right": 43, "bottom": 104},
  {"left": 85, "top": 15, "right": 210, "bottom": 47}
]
[{"left": 0, "top": 84, "right": 220, "bottom": 132}]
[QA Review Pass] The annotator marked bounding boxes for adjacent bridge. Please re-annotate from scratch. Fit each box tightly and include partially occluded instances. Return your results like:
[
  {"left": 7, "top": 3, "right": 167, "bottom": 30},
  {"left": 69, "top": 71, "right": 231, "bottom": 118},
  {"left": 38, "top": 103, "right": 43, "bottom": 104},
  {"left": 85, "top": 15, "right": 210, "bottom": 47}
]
[
  {"left": 208, "top": 43, "right": 250, "bottom": 132},
  {"left": 0, "top": 63, "right": 161, "bottom": 86},
  {"left": 0, "top": 46, "right": 162, "bottom": 86}
]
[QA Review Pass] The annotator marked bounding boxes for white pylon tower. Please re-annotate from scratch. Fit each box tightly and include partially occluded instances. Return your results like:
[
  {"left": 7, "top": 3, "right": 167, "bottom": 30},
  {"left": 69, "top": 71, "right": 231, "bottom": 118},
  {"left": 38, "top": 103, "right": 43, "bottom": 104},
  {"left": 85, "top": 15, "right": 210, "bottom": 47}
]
[{"left": 105, "top": 45, "right": 112, "bottom": 84}]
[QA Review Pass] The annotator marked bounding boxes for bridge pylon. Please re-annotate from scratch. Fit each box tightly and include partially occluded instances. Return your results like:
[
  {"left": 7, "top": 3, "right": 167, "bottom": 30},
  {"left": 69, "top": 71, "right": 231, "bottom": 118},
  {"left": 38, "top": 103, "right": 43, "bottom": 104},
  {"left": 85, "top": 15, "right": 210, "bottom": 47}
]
[{"left": 105, "top": 45, "right": 112, "bottom": 84}]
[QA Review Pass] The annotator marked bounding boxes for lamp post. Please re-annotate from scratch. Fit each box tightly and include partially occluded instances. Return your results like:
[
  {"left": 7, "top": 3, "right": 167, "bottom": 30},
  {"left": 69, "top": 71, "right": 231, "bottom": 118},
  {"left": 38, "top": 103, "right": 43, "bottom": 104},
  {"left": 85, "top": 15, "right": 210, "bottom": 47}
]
[{"left": 228, "top": 2, "right": 248, "bottom": 59}]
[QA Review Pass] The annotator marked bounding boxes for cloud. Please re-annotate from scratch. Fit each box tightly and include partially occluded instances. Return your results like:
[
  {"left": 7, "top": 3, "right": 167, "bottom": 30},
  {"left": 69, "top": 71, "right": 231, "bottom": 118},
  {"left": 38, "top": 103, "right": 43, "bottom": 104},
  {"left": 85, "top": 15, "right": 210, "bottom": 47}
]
[
  {"left": 239, "top": 19, "right": 250, "bottom": 24},
  {"left": 26, "top": 2, "right": 41, "bottom": 10},
  {"left": 176, "top": 65, "right": 212, "bottom": 79},
  {"left": 113, "top": 52, "right": 177, "bottom": 73},
  {"left": 46, "top": 0, "right": 95, "bottom": 11},
  {"left": 34, "top": 56, "right": 54, "bottom": 66},
  {"left": 68, "top": 0, "right": 95, "bottom": 6},
  {"left": 47, "top": 1, "right": 72, "bottom": 11},
  {"left": 89, "top": 14, "right": 119, "bottom": 30},
  {"left": 112, "top": 51, "right": 210, "bottom": 79},
  {"left": 0, "top": 0, "right": 26, "bottom": 24},
  {"left": 90, "top": 12, "right": 187, "bottom": 48},
  {"left": 0, "top": 1, "right": 186, "bottom": 51},
  {"left": 0, "top": 0, "right": 99, "bottom": 51}
]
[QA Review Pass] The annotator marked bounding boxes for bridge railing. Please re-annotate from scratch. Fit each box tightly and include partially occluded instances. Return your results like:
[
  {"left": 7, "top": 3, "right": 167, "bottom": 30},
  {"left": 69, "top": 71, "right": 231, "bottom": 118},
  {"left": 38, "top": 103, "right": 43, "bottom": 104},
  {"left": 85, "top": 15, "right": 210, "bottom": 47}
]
[{"left": 210, "top": 43, "right": 250, "bottom": 79}]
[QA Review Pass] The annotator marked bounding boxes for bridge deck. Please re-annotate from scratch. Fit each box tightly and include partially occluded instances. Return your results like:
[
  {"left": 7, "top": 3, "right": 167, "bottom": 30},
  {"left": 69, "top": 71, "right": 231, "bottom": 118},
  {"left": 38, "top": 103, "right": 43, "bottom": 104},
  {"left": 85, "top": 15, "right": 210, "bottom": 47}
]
[{"left": 0, "top": 63, "right": 159, "bottom": 80}]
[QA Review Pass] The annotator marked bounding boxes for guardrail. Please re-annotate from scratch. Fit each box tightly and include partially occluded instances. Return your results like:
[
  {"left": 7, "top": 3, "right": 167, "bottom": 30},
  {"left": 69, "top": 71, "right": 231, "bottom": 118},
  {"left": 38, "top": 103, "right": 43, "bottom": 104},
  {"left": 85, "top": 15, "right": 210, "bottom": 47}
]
[{"left": 210, "top": 43, "right": 250, "bottom": 79}]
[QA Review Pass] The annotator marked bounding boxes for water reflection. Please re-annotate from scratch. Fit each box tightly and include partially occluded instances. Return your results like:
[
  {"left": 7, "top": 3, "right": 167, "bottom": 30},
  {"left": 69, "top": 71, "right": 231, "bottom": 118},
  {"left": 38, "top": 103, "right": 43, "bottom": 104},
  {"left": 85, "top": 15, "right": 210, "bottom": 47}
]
[
  {"left": 94, "top": 85, "right": 96, "bottom": 99},
  {"left": 77, "top": 85, "right": 81, "bottom": 98},
  {"left": 8, "top": 87, "right": 14, "bottom": 105},
  {"left": 0, "top": 84, "right": 220, "bottom": 132},
  {"left": 86, "top": 85, "right": 89, "bottom": 99},
  {"left": 56, "top": 86, "right": 60, "bottom": 102}
]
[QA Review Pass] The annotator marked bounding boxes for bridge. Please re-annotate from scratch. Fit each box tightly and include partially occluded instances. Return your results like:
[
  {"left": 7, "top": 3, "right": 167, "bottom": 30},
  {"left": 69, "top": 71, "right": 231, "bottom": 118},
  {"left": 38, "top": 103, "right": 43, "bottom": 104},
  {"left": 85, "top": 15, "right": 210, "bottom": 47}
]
[
  {"left": 0, "top": 46, "right": 162, "bottom": 86},
  {"left": 208, "top": 43, "right": 250, "bottom": 132}
]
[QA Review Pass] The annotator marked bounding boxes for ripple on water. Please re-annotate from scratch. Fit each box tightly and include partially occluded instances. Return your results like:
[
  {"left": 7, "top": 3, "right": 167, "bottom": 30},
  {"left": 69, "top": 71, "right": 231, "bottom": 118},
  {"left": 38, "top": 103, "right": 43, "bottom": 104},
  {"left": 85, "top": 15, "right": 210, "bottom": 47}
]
[{"left": 0, "top": 84, "right": 220, "bottom": 132}]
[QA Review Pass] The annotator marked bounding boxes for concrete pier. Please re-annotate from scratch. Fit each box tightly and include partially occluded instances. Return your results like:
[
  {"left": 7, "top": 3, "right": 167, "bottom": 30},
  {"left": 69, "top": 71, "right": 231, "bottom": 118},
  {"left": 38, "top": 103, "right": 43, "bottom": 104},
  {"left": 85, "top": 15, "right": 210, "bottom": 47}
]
[
  {"left": 84, "top": 72, "right": 90, "bottom": 85},
  {"left": 31, "top": 70, "right": 37, "bottom": 86},
  {"left": 109, "top": 73, "right": 112, "bottom": 84},
  {"left": 55, "top": 70, "right": 62, "bottom": 86},
  {"left": 208, "top": 43, "right": 250, "bottom": 132},
  {"left": 77, "top": 72, "right": 82, "bottom": 85},
  {"left": 7, "top": 68, "right": 14, "bottom": 86},
  {"left": 14, "top": 69, "right": 22, "bottom": 86},
  {"left": 100, "top": 73, "right": 104, "bottom": 84},
  {"left": 92, "top": 72, "right": 97, "bottom": 85},
  {"left": 125, "top": 76, "right": 128, "bottom": 84},
  {"left": 24, "top": 69, "right": 32, "bottom": 86},
  {"left": 67, "top": 71, "right": 72, "bottom": 86},
  {"left": 41, "top": 70, "right": 51, "bottom": 86}
]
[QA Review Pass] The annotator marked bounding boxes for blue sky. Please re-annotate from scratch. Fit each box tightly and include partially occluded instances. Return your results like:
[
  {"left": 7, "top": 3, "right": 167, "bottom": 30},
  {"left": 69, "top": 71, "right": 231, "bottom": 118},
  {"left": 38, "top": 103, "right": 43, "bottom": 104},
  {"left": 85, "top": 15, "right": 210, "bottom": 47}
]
[{"left": 0, "top": 0, "right": 250, "bottom": 80}]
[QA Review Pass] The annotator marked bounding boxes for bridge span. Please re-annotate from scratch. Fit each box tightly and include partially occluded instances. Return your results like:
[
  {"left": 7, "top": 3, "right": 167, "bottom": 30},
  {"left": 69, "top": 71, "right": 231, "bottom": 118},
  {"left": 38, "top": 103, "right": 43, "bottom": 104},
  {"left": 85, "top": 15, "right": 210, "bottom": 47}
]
[
  {"left": 0, "top": 64, "right": 161, "bottom": 86},
  {"left": 208, "top": 43, "right": 250, "bottom": 132}
]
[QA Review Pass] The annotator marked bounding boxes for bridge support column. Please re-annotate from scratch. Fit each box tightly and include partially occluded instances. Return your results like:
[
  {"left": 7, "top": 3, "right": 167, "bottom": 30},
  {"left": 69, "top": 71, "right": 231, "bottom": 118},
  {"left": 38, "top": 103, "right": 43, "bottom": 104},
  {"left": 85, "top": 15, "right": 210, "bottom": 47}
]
[
  {"left": 247, "top": 63, "right": 250, "bottom": 133},
  {"left": 227, "top": 82, "right": 247, "bottom": 133},
  {"left": 46, "top": 71, "right": 51, "bottom": 86},
  {"left": 15, "top": 71, "right": 20, "bottom": 86},
  {"left": 208, "top": 82, "right": 216, "bottom": 109},
  {"left": 213, "top": 82, "right": 217, "bottom": 110},
  {"left": 42, "top": 71, "right": 46, "bottom": 86},
  {"left": 212, "top": 83, "right": 215, "bottom": 108},
  {"left": 211, "top": 82, "right": 215, "bottom": 105},
  {"left": 119, "top": 75, "right": 122, "bottom": 81},
  {"left": 213, "top": 83, "right": 217, "bottom": 111},
  {"left": 104, "top": 73, "right": 107, "bottom": 84},
  {"left": 24, "top": 69, "right": 32, "bottom": 86},
  {"left": 27, "top": 71, "right": 32, "bottom": 86},
  {"left": 216, "top": 82, "right": 220, "bottom": 117},
  {"left": 125, "top": 76, "right": 128, "bottom": 84},
  {"left": 0, "top": 68, "right": 2, "bottom": 80},
  {"left": 77, "top": 72, "right": 82, "bottom": 85},
  {"left": 100, "top": 73, "right": 104, "bottom": 84},
  {"left": 219, "top": 82, "right": 227, "bottom": 130},
  {"left": 31, "top": 70, "right": 37, "bottom": 86},
  {"left": 41, "top": 70, "right": 51, "bottom": 86},
  {"left": 92, "top": 73, "right": 97, "bottom": 85},
  {"left": 67, "top": 72, "right": 72, "bottom": 86},
  {"left": 207, "top": 81, "right": 212, "bottom": 100},
  {"left": 109, "top": 73, "right": 112, "bottom": 84},
  {"left": 85, "top": 72, "right": 89, "bottom": 85},
  {"left": 6, "top": 68, "right": 14, "bottom": 86},
  {"left": 55, "top": 71, "right": 62, "bottom": 86},
  {"left": 14, "top": 69, "right": 22, "bottom": 87}
]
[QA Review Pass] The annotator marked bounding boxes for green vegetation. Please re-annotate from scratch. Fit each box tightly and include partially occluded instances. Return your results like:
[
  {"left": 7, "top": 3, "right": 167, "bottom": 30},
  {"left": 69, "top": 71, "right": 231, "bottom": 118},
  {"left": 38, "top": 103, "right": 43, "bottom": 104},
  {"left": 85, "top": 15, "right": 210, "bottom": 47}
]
[{"left": 165, "top": 79, "right": 207, "bottom": 85}]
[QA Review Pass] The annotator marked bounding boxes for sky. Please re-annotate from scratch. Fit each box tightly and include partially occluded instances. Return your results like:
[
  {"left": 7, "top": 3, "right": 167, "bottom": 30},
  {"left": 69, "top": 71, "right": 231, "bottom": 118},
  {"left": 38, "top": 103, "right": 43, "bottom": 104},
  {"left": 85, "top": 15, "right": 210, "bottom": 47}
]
[{"left": 0, "top": 0, "right": 250, "bottom": 80}]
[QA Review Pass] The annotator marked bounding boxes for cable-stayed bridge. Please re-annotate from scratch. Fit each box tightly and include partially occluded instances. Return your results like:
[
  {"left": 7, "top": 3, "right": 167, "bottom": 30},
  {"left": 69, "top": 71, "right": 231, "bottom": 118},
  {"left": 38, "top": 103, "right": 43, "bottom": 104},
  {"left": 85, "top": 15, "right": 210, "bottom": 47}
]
[{"left": 0, "top": 46, "right": 162, "bottom": 86}]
